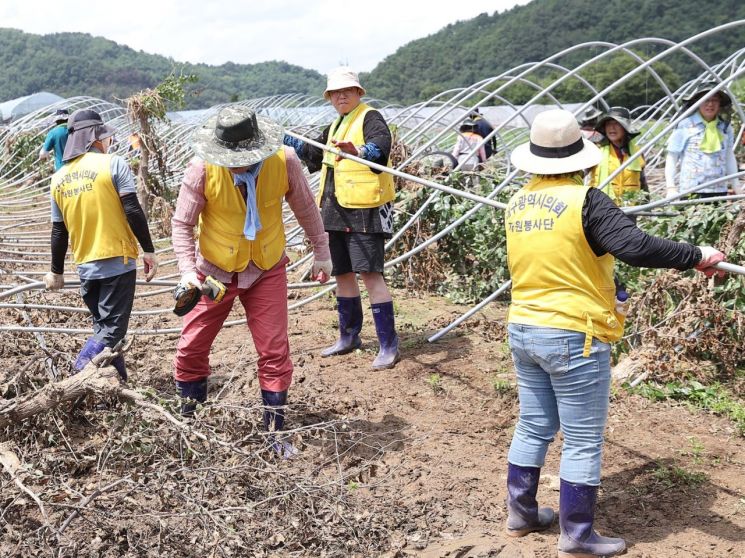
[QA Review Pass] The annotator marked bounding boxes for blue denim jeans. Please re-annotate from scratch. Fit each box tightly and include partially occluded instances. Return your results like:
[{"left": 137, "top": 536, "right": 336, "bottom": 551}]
[{"left": 507, "top": 323, "right": 611, "bottom": 485}]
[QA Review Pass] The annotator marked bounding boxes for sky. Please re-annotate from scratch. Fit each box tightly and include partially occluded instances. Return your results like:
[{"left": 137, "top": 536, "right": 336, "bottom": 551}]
[{"left": 1, "top": 0, "right": 532, "bottom": 74}]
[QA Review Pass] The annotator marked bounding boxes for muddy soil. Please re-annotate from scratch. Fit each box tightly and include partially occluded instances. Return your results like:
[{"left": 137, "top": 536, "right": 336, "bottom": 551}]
[
  {"left": 285, "top": 291, "right": 745, "bottom": 558},
  {"left": 2, "top": 288, "right": 744, "bottom": 557}
]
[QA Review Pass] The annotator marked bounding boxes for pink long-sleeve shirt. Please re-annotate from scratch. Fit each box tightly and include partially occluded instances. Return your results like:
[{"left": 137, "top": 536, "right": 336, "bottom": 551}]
[{"left": 172, "top": 146, "right": 330, "bottom": 290}]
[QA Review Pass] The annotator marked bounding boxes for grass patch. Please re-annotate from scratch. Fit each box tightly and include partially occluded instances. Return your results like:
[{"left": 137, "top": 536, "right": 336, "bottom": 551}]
[
  {"left": 427, "top": 373, "right": 444, "bottom": 394},
  {"left": 652, "top": 461, "right": 708, "bottom": 489},
  {"left": 628, "top": 380, "right": 745, "bottom": 436},
  {"left": 491, "top": 377, "right": 516, "bottom": 396}
]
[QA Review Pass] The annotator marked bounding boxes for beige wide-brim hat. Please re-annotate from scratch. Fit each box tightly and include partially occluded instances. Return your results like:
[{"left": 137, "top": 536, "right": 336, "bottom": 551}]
[
  {"left": 190, "top": 105, "right": 284, "bottom": 167},
  {"left": 511, "top": 109, "right": 601, "bottom": 175},
  {"left": 323, "top": 66, "right": 366, "bottom": 100}
]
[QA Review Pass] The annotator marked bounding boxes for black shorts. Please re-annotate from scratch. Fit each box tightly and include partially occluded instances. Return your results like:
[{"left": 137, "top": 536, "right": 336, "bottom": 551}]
[{"left": 328, "top": 231, "right": 385, "bottom": 275}]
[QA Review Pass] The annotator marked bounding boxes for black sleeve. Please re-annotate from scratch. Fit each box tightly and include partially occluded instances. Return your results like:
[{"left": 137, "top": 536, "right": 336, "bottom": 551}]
[
  {"left": 301, "top": 127, "right": 330, "bottom": 174},
  {"left": 121, "top": 193, "right": 155, "bottom": 253},
  {"left": 50, "top": 221, "right": 69, "bottom": 274},
  {"left": 639, "top": 169, "right": 648, "bottom": 192},
  {"left": 476, "top": 120, "right": 497, "bottom": 150},
  {"left": 582, "top": 187, "right": 701, "bottom": 270},
  {"left": 362, "top": 110, "right": 392, "bottom": 173}
]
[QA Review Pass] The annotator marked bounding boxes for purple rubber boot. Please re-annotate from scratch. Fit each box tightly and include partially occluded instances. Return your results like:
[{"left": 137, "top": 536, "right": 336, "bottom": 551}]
[
  {"left": 505, "top": 463, "right": 555, "bottom": 537},
  {"left": 73, "top": 338, "right": 106, "bottom": 374},
  {"left": 371, "top": 301, "right": 400, "bottom": 369},
  {"left": 558, "top": 480, "right": 626, "bottom": 557},
  {"left": 321, "top": 296, "right": 363, "bottom": 357}
]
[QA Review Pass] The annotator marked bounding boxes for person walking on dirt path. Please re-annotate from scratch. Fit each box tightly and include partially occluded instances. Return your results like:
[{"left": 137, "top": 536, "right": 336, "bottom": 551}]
[
  {"left": 283, "top": 66, "right": 400, "bottom": 370},
  {"left": 502, "top": 109, "right": 727, "bottom": 557},
  {"left": 171, "top": 105, "right": 331, "bottom": 455},
  {"left": 665, "top": 82, "right": 742, "bottom": 199},
  {"left": 39, "top": 108, "right": 70, "bottom": 171},
  {"left": 591, "top": 106, "right": 647, "bottom": 206},
  {"left": 44, "top": 109, "right": 158, "bottom": 381}
]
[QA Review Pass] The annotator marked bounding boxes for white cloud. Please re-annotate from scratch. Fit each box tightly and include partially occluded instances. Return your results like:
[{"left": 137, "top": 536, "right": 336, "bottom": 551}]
[{"left": 1, "top": 0, "right": 531, "bottom": 72}]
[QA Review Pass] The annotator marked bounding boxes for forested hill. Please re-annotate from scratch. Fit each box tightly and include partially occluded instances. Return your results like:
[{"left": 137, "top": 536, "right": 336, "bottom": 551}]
[
  {"left": 3, "top": 0, "right": 744, "bottom": 110},
  {"left": 0, "top": 28, "right": 325, "bottom": 109},
  {"left": 362, "top": 0, "right": 745, "bottom": 104}
]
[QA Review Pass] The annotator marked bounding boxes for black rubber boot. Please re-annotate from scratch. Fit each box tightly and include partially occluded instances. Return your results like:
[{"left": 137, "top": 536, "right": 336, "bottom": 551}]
[
  {"left": 261, "top": 389, "right": 298, "bottom": 459},
  {"left": 176, "top": 379, "right": 208, "bottom": 417},
  {"left": 111, "top": 354, "right": 127, "bottom": 382}
]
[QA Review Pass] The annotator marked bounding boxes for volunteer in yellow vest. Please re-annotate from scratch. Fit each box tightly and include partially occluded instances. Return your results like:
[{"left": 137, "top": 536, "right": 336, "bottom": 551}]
[
  {"left": 590, "top": 106, "right": 646, "bottom": 205},
  {"left": 171, "top": 106, "right": 330, "bottom": 456},
  {"left": 284, "top": 67, "right": 400, "bottom": 370},
  {"left": 45, "top": 109, "right": 158, "bottom": 381},
  {"left": 502, "top": 109, "right": 725, "bottom": 558}
]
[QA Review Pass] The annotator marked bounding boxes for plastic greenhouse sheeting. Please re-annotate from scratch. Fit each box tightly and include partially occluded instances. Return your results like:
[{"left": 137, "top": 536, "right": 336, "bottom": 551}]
[{"left": 0, "top": 91, "right": 64, "bottom": 122}]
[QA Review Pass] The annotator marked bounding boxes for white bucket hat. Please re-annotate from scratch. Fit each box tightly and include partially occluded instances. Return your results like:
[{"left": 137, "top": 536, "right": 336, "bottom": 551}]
[
  {"left": 511, "top": 109, "right": 601, "bottom": 175},
  {"left": 323, "top": 66, "right": 366, "bottom": 100}
]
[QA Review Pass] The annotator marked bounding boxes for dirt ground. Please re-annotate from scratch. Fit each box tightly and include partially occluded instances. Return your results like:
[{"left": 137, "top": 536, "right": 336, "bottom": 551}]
[{"left": 2, "top": 287, "right": 745, "bottom": 557}]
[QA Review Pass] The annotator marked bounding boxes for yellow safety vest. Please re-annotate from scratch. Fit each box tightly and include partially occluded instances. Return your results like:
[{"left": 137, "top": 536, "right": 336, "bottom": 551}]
[
  {"left": 51, "top": 152, "right": 138, "bottom": 265},
  {"left": 505, "top": 176, "right": 625, "bottom": 356},
  {"left": 198, "top": 149, "right": 288, "bottom": 272},
  {"left": 591, "top": 139, "right": 644, "bottom": 204},
  {"left": 318, "top": 102, "right": 395, "bottom": 208}
]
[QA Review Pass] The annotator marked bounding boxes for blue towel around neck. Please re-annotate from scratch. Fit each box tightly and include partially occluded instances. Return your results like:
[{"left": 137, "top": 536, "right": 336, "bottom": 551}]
[{"left": 234, "top": 162, "right": 264, "bottom": 240}]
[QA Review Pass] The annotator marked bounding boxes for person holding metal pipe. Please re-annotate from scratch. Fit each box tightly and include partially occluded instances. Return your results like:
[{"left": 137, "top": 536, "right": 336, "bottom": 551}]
[
  {"left": 665, "top": 82, "right": 743, "bottom": 199},
  {"left": 44, "top": 109, "right": 158, "bottom": 381},
  {"left": 591, "top": 106, "right": 647, "bottom": 206},
  {"left": 283, "top": 67, "right": 400, "bottom": 370},
  {"left": 503, "top": 109, "right": 726, "bottom": 557},
  {"left": 171, "top": 105, "right": 330, "bottom": 456}
]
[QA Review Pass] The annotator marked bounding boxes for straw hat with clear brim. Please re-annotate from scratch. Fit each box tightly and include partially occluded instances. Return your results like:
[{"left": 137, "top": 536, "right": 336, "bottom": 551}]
[
  {"left": 511, "top": 109, "right": 601, "bottom": 175},
  {"left": 190, "top": 105, "right": 284, "bottom": 168},
  {"left": 594, "top": 106, "right": 640, "bottom": 136},
  {"left": 323, "top": 67, "right": 366, "bottom": 100}
]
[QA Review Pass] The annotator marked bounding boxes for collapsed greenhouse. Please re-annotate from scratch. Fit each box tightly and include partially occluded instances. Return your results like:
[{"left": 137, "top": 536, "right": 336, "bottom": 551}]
[{"left": 1, "top": 20, "right": 744, "bottom": 558}]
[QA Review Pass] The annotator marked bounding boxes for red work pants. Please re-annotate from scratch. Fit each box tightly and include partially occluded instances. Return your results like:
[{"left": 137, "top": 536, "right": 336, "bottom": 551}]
[{"left": 173, "top": 265, "right": 292, "bottom": 392}]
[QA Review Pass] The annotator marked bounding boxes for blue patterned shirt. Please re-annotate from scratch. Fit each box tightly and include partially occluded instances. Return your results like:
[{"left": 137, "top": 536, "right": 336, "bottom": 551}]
[{"left": 666, "top": 113, "right": 735, "bottom": 194}]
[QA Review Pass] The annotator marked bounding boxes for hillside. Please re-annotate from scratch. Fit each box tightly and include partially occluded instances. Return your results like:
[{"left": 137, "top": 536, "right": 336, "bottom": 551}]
[
  {"left": 0, "top": 28, "right": 325, "bottom": 109},
  {"left": 363, "top": 0, "right": 745, "bottom": 104},
  {"left": 2, "top": 0, "right": 745, "bottom": 111}
]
